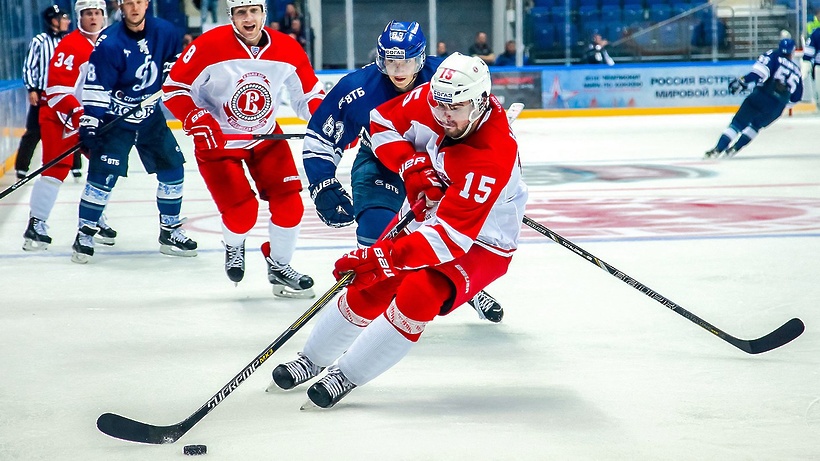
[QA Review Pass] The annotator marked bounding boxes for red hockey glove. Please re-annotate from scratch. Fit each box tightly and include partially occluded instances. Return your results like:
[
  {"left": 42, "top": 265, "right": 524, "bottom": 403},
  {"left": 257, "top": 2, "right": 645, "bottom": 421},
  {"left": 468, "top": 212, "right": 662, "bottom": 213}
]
[
  {"left": 333, "top": 240, "right": 396, "bottom": 289},
  {"left": 69, "top": 107, "right": 83, "bottom": 131},
  {"left": 399, "top": 153, "right": 444, "bottom": 209},
  {"left": 183, "top": 108, "right": 224, "bottom": 152}
]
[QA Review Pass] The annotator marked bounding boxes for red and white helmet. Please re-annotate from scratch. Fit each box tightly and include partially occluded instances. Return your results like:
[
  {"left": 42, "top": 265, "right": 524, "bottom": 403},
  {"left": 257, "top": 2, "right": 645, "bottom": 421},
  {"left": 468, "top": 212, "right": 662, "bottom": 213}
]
[{"left": 429, "top": 52, "right": 491, "bottom": 122}]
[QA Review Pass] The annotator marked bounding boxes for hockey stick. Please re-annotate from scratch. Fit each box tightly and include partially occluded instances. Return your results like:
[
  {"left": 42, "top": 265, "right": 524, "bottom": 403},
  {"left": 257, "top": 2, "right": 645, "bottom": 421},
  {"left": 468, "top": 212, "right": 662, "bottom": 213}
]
[
  {"left": 223, "top": 132, "right": 305, "bottom": 141},
  {"left": 522, "top": 216, "right": 805, "bottom": 354},
  {"left": 0, "top": 91, "right": 163, "bottom": 200},
  {"left": 96, "top": 200, "right": 425, "bottom": 444}
]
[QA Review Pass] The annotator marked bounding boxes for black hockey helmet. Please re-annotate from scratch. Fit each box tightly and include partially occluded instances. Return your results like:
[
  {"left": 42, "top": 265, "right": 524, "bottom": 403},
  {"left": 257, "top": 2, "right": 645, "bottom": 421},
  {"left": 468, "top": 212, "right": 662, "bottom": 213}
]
[{"left": 42, "top": 4, "right": 69, "bottom": 23}]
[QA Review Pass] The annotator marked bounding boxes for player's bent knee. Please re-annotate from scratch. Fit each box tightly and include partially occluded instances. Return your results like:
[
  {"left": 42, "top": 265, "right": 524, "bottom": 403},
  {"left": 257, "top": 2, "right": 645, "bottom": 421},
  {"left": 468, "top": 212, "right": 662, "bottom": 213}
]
[
  {"left": 223, "top": 196, "right": 260, "bottom": 234},
  {"left": 395, "top": 269, "right": 454, "bottom": 322},
  {"left": 267, "top": 191, "right": 304, "bottom": 228}
]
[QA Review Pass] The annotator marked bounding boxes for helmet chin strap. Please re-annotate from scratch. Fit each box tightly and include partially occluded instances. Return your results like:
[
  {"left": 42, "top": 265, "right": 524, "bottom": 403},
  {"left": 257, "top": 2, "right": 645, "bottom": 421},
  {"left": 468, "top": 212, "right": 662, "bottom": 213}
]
[{"left": 449, "top": 98, "right": 488, "bottom": 140}]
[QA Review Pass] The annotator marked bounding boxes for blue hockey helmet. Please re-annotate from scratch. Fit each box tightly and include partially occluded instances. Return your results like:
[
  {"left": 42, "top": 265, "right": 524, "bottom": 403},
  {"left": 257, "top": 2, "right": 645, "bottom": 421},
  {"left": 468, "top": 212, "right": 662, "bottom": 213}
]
[
  {"left": 376, "top": 21, "right": 427, "bottom": 76},
  {"left": 779, "top": 38, "right": 796, "bottom": 55}
]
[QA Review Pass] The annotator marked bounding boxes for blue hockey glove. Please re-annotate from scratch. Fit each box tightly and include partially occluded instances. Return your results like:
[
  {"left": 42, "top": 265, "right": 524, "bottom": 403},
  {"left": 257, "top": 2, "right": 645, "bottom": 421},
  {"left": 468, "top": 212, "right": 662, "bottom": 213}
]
[
  {"left": 79, "top": 114, "right": 103, "bottom": 153},
  {"left": 309, "top": 177, "right": 355, "bottom": 228},
  {"left": 728, "top": 77, "right": 747, "bottom": 95}
]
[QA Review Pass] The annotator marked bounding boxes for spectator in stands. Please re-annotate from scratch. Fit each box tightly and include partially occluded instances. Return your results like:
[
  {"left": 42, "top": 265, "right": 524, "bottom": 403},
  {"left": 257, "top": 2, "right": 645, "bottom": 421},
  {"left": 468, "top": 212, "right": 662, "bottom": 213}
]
[
  {"left": 106, "top": 0, "right": 121, "bottom": 24},
  {"left": 691, "top": 11, "right": 727, "bottom": 49},
  {"left": 436, "top": 41, "right": 448, "bottom": 58},
  {"left": 289, "top": 17, "right": 313, "bottom": 55},
  {"left": 274, "top": 2, "right": 302, "bottom": 35},
  {"left": 808, "top": 7, "right": 820, "bottom": 36},
  {"left": 584, "top": 31, "right": 614, "bottom": 65},
  {"left": 494, "top": 40, "right": 528, "bottom": 66},
  {"left": 468, "top": 31, "right": 495, "bottom": 65},
  {"left": 200, "top": 0, "right": 219, "bottom": 31}
]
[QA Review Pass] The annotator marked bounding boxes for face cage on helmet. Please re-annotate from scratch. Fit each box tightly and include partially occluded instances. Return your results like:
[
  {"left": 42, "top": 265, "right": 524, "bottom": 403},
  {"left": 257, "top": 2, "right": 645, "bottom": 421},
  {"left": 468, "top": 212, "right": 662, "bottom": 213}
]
[
  {"left": 376, "top": 52, "right": 425, "bottom": 77},
  {"left": 427, "top": 90, "right": 489, "bottom": 133}
]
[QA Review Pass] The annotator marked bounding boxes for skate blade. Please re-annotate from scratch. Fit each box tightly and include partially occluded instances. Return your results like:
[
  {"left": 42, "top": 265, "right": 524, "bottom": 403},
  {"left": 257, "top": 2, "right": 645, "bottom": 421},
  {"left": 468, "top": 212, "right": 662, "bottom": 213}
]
[
  {"left": 71, "top": 252, "right": 92, "bottom": 264},
  {"left": 94, "top": 236, "right": 115, "bottom": 246},
  {"left": 265, "top": 380, "right": 282, "bottom": 393},
  {"left": 299, "top": 399, "right": 323, "bottom": 411},
  {"left": 272, "top": 286, "right": 316, "bottom": 299},
  {"left": 22, "top": 239, "right": 49, "bottom": 251},
  {"left": 159, "top": 245, "right": 197, "bottom": 257}
]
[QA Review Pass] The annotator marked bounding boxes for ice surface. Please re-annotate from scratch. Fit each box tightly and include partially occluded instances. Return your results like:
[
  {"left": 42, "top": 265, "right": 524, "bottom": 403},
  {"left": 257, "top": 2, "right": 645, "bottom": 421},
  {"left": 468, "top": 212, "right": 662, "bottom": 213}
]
[{"left": 1, "top": 113, "right": 818, "bottom": 460}]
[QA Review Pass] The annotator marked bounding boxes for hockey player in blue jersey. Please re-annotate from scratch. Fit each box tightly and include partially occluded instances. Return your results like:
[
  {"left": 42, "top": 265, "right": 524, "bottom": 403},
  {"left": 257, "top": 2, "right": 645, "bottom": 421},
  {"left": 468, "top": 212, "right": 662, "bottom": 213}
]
[
  {"left": 802, "top": 27, "right": 820, "bottom": 103},
  {"left": 301, "top": 21, "right": 504, "bottom": 322},
  {"left": 74, "top": 0, "right": 197, "bottom": 263},
  {"left": 705, "top": 38, "right": 803, "bottom": 159}
]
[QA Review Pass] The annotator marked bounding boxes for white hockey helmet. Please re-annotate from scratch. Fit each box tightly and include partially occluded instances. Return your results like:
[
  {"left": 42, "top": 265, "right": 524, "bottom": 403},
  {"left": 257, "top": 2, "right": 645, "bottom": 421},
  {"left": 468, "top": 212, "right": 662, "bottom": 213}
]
[
  {"left": 75, "top": 0, "right": 106, "bottom": 16},
  {"left": 75, "top": 0, "right": 106, "bottom": 34},
  {"left": 429, "top": 52, "right": 492, "bottom": 129},
  {"left": 226, "top": 0, "right": 266, "bottom": 18}
]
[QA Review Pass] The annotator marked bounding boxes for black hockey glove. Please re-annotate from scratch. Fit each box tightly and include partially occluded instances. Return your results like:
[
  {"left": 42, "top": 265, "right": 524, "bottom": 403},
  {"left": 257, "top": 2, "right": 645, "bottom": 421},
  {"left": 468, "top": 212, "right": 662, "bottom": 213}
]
[
  {"left": 79, "top": 114, "right": 103, "bottom": 153},
  {"left": 309, "top": 177, "right": 355, "bottom": 228},
  {"left": 728, "top": 77, "right": 747, "bottom": 95}
]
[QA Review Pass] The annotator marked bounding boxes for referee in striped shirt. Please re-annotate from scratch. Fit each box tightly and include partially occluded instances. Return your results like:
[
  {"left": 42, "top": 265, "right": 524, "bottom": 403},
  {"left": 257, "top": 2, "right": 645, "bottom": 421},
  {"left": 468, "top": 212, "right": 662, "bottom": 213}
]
[{"left": 15, "top": 5, "right": 78, "bottom": 180}]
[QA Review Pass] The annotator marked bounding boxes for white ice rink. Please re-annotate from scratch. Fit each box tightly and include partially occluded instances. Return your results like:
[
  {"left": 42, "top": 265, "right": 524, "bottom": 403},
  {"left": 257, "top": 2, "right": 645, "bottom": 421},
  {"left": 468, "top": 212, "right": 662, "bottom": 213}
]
[{"left": 1, "top": 113, "right": 819, "bottom": 460}]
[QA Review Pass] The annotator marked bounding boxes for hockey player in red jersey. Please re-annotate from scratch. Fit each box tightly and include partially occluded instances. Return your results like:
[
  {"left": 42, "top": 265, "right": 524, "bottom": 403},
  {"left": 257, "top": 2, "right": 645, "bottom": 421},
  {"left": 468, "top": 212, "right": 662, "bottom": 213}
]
[
  {"left": 163, "top": 0, "right": 324, "bottom": 298},
  {"left": 271, "top": 53, "right": 528, "bottom": 407},
  {"left": 22, "top": 0, "right": 111, "bottom": 251}
]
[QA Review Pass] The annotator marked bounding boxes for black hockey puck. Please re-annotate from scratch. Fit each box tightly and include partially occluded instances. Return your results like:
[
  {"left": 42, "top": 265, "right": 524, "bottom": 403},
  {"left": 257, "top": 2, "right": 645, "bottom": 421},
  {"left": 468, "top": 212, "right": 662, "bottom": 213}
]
[{"left": 183, "top": 444, "right": 207, "bottom": 455}]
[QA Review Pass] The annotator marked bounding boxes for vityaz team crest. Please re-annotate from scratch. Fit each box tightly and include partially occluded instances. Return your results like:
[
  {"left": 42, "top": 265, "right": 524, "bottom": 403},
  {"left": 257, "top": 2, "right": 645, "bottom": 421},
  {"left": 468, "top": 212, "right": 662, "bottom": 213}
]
[{"left": 223, "top": 72, "right": 274, "bottom": 132}]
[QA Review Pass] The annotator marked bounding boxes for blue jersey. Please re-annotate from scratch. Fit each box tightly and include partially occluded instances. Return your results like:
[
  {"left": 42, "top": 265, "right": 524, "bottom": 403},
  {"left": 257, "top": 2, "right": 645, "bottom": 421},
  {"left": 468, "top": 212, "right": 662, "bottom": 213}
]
[
  {"left": 804, "top": 29, "right": 820, "bottom": 65},
  {"left": 83, "top": 16, "right": 182, "bottom": 129},
  {"left": 744, "top": 49, "right": 803, "bottom": 106},
  {"left": 302, "top": 56, "right": 444, "bottom": 185}
]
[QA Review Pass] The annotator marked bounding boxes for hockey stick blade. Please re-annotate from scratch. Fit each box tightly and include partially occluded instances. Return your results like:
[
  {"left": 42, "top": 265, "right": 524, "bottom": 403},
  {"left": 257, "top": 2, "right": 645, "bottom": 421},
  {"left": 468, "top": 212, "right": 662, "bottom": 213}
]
[
  {"left": 96, "top": 204, "right": 423, "bottom": 444},
  {"left": 724, "top": 317, "right": 804, "bottom": 354},
  {"left": 506, "top": 102, "right": 524, "bottom": 124},
  {"left": 97, "top": 412, "right": 191, "bottom": 444},
  {"left": 522, "top": 215, "right": 805, "bottom": 354}
]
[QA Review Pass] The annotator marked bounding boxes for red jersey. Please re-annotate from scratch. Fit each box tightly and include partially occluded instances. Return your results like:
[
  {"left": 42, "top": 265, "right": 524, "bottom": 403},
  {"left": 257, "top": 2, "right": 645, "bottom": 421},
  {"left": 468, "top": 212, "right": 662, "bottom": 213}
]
[
  {"left": 42, "top": 29, "right": 96, "bottom": 133},
  {"left": 163, "top": 25, "right": 324, "bottom": 150},
  {"left": 370, "top": 84, "right": 528, "bottom": 269}
]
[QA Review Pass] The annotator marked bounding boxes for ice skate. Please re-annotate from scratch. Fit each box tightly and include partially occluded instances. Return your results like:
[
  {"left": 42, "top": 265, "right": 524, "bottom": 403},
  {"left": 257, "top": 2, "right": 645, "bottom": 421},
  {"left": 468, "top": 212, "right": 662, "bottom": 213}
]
[
  {"left": 94, "top": 219, "right": 117, "bottom": 246},
  {"left": 468, "top": 290, "right": 504, "bottom": 323},
  {"left": 723, "top": 147, "right": 738, "bottom": 158},
  {"left": 71, "top": 225, "right": 98, "bottom": 264},
  {"left": 224, "top": 241, "right": 245, "bottom": 284},
  {"left": 267, "top": 353, "right": 323, "bottom": 392},
  {"left": 158, "top": 217, "right": 198, "bottom": 257},
  {"left": 71, "top": 168, "right": 82, "bottom": 182},
  {"left": 22, "top": 216, "right": 52, "bottom": 251},
  {"left": 261, "top": 242, "right": 315, "bottom": 298},
  {"left": 304, "top": 365, "right": 356, "bottom": 409},
  {"left": 704, "top": 148, "right": 721, "bottom": 159}
]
